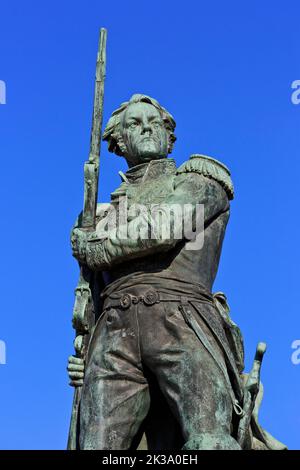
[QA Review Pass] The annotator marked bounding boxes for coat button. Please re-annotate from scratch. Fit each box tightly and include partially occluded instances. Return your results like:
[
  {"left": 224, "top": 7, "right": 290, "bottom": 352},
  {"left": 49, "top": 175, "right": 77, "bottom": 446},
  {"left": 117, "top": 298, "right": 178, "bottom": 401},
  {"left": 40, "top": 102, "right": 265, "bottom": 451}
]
[
  {"left": 143, "top": 290, "right": 159, "bottom": 305},
  {"left": 120, "top": 293, "right": 132, "bottom": 309}
]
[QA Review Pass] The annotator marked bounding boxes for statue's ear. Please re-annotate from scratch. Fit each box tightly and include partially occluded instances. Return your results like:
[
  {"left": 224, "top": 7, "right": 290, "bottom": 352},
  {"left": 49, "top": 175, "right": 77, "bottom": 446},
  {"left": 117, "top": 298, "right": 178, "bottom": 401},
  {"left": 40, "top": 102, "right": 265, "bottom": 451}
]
[{"left": 115, "top": 135, "right": 127, "bottom": 156}]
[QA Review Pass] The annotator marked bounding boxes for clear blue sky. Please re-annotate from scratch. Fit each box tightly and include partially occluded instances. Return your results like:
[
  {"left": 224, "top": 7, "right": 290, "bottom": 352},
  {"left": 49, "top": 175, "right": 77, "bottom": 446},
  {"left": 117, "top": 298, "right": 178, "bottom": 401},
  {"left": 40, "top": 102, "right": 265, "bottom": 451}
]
[{"left": 0, "top": 0, "right": 299, "bottom": 450}]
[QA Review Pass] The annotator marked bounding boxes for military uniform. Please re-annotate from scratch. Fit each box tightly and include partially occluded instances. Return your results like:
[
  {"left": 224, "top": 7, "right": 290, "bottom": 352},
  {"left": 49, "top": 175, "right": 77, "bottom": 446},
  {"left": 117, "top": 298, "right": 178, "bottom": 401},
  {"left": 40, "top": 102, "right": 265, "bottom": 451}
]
[{"left": 75, "top": 154, "right": 250, "bottom": 450}]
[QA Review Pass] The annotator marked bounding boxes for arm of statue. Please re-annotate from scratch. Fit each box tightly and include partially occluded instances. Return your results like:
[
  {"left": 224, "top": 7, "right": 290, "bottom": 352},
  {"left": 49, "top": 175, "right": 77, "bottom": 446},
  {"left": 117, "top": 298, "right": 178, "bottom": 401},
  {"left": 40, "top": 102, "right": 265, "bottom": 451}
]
[
  {"left": 71, "top": 173, "right": 229, "bottom": 270},
  {"left": 71, "top": 202, "right": 111, "bottom": 263}
]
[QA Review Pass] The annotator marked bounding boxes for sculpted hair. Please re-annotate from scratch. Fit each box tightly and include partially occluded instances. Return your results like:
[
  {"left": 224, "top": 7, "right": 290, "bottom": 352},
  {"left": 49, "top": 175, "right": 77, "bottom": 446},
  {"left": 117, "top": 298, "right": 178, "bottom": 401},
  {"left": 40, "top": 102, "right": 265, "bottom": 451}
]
[{"left": 102, "top": 94, "right": 176, "bottom": 156}]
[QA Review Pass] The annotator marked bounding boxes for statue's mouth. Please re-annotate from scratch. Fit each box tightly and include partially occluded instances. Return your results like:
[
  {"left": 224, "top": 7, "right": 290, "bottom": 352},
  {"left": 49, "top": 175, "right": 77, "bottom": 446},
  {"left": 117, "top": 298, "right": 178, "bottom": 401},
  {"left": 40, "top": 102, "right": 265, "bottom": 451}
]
[{"left": 140, "top": 136, "right": 157, "bottom": 144}]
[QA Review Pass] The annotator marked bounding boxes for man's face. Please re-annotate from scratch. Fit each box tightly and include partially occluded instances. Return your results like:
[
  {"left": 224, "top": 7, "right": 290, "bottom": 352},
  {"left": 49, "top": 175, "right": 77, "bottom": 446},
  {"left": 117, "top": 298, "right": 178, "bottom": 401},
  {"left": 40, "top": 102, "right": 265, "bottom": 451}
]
[{"left": 120, "top": 102, "right": 169, "bottom": 165}]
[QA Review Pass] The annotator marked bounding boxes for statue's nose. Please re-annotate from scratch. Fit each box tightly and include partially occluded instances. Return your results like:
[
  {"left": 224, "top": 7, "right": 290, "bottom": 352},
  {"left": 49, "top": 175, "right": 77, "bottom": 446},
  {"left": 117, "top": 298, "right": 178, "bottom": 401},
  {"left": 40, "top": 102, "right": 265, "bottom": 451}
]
[{"left": 141, "top": 122, "right": 152, "bottom": 134}]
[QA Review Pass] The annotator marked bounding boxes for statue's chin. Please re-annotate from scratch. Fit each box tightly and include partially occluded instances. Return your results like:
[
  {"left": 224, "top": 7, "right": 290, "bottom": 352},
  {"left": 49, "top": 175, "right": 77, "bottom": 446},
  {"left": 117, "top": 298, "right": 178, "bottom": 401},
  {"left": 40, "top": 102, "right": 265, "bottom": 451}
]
[
  {"left": 126, "top": 145, "right": 167, "bottom": 167},
  {"left": 126, "top": 153, "right": 165, "bottom": 168},
  {"left": 138, "top": 152, "right": 160, "bottom": 162},
  {"left": 137, "top": 145, "right": 166, "bottom": 162}
]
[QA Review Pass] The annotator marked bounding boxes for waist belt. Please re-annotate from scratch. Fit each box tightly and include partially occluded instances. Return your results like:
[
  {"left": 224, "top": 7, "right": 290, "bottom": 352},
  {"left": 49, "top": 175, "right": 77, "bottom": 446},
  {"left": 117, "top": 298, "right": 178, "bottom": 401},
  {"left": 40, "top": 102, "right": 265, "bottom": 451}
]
[
  {"left": 101, "top": 287, "right": 243, "bottom": 413},
  {"left": 103, "top": 289, "right": 213, "bottom": 310}
]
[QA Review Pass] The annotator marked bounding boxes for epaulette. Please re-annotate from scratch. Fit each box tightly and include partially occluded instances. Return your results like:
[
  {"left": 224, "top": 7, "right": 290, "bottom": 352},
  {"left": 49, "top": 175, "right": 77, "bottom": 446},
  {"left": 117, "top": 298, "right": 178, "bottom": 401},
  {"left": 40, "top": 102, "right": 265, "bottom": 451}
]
[{"left": 176, "top": 154, "right": 234, "bottom": 200}]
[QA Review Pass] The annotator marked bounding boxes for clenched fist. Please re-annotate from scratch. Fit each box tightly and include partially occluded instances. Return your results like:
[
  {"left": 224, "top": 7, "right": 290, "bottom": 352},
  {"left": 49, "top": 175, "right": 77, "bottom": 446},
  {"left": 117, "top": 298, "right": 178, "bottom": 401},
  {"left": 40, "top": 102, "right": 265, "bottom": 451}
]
[
  {"left": 67, "top": 355, "right": 85, "bottom": 387},
  {"left": 70, "top": 228, "right": 88, "bottom": 263}
]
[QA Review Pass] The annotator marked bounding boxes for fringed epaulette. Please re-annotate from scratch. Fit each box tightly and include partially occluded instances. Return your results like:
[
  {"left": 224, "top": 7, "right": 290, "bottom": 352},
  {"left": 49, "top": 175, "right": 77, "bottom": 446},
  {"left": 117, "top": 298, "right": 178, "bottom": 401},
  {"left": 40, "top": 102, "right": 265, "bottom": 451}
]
[{"left": 176, "top": 154, "right": 234, "bottom": 200}]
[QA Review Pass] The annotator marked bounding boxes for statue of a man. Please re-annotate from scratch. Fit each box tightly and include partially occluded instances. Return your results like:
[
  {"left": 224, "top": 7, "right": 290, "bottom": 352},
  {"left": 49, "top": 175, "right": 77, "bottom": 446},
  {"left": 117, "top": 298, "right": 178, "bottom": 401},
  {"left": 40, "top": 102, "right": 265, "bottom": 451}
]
[{"left": 69, "top": 94, "right": 285, "bottom": 451}]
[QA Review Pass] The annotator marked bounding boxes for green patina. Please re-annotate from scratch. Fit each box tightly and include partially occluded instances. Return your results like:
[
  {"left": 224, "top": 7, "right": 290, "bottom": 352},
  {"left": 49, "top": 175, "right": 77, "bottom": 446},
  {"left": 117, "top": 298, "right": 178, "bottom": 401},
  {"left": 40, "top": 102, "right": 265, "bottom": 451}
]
[{"left": 67, "top": 31, "right": 287, "bottom": 451}]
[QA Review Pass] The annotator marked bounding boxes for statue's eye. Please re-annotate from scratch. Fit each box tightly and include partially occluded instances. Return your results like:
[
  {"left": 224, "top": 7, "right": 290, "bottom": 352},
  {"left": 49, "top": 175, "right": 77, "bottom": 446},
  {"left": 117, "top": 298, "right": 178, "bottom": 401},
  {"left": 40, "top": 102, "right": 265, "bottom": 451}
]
[
  {"left": 152, "top": 121, "right": 162, "bottom": 128},
  {"left": 129, "top": 122, "right": 138, "bottom": 129}
]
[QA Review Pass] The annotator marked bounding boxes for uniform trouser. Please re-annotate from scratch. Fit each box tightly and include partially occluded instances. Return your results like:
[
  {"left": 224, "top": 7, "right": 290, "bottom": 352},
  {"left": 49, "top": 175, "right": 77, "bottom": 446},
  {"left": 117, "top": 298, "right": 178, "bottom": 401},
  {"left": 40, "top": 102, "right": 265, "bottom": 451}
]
[{"left": 79, "top": 286, "right": 240, "bottom": 450}]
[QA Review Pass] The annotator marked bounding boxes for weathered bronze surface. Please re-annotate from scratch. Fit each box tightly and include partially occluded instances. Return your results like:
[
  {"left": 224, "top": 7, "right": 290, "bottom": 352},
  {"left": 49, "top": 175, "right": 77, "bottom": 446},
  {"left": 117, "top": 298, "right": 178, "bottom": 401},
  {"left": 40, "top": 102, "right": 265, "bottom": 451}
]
[{"left": 67, "top": 85, "right": 287, "bottom": 448}]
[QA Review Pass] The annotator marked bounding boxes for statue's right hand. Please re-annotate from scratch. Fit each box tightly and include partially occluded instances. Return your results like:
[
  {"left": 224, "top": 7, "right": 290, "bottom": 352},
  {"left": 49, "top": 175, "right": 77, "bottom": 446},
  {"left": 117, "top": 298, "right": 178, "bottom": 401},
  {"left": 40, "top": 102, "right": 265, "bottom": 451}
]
[
  {"left": 67, "top": 355, "right": 85, "bottom": 387},
  {"left": 71, "top": 228, "right": 88, "bottom": 263}
]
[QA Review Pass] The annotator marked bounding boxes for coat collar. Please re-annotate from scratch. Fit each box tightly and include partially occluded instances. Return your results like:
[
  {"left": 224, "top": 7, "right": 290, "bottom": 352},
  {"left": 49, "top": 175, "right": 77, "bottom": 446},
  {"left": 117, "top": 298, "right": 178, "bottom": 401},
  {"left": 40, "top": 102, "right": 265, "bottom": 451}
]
[{"left": 121, "top": 158, "right": 177, "bottom": 184}]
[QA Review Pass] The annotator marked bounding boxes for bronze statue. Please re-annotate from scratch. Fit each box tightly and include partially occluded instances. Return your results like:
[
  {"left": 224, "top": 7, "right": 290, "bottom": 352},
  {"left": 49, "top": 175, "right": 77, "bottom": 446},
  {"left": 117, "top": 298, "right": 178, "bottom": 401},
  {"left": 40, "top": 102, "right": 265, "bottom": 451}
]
[{"left": 67, "top": 32, "right": 286, "bottom": 451}]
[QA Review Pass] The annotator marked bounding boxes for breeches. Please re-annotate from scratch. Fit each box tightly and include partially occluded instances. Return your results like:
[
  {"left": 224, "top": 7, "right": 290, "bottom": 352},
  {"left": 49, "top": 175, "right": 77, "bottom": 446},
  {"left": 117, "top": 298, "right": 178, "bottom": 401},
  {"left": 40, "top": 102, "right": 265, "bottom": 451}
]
[{"left": 79, "top": 285, "right": 236, "bottom": 450}]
